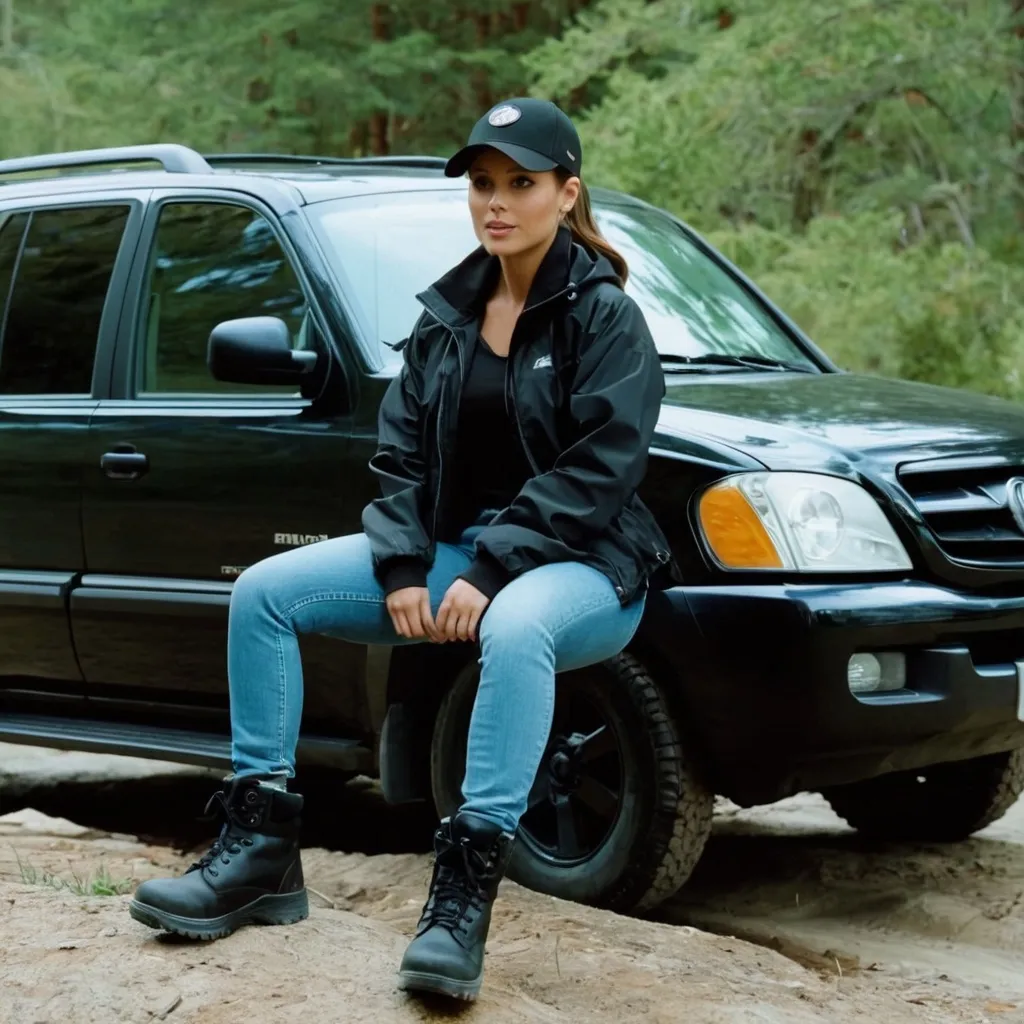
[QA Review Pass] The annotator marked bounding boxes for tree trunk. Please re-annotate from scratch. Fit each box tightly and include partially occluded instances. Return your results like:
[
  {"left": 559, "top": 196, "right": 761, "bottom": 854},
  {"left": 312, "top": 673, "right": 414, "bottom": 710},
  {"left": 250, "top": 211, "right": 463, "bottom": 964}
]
[
  {"left": 349, "top": 120, "right": 369, "bottom": 157},
  {"left": 473, "top": 12, "right": 491, "bottom": 112},
  {"left": 369, "top": 3, "right": 390, "bottom": 156}
]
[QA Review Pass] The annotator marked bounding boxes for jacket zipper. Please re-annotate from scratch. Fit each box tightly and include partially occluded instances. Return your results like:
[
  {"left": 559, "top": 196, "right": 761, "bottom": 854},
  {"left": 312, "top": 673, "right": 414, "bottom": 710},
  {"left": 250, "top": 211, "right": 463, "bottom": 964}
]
[
  {"left": 428, "top": 326, "right": 465, "bottom": 542},
  {"left": 506, "top": 283, "right": 576, "bottom": 476},
  {"left": 620, "top": 503, "right": 672, "bottom": 567}
]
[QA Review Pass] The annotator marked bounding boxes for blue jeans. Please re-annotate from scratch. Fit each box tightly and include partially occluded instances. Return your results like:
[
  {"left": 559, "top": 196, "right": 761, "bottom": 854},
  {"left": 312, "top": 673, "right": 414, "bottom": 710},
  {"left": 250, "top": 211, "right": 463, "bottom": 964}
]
[{"left": 226, "top": 516, "right": 646, "bottom": 834}]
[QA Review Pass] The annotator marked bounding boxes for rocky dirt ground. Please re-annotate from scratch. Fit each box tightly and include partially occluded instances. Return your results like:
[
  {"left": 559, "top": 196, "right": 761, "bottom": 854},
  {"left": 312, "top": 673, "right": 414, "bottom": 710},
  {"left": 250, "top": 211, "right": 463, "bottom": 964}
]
[{"left": 2, "top": 744, "right": 1024, "bottom": 1023}]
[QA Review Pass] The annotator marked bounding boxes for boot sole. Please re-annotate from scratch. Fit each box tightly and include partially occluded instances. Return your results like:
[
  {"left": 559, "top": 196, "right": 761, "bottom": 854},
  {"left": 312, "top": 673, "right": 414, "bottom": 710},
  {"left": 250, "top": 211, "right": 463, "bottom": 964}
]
[
  {"left": 397, "top": 968, "right": 483, "bottom": 1001},
  {"left": 128, "top": 889, "right": 309, "bottom": 940}
]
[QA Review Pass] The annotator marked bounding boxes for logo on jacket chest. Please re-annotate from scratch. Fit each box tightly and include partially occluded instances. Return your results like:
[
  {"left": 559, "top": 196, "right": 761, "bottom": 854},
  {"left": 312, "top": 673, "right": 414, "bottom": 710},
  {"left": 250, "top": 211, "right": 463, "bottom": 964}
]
[{"left": 533, "top": 354, "right": 553, "bottom": 370}]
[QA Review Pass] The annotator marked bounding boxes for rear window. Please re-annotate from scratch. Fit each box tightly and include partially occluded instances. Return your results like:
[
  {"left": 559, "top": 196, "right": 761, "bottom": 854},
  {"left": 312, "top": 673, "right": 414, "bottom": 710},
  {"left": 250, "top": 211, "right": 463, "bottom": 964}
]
[
  {"left": 309, "top": 189, "right": 810, "bottom": 371},
  {"left": 0, "top": 204, "right": 129, "bottom": 394}
]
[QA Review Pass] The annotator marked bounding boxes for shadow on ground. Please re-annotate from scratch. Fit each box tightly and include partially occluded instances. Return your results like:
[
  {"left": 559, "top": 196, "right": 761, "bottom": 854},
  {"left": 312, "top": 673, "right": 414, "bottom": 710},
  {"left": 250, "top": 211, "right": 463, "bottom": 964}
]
[
  {"left": 8, "top": 768, "right": 1023, "bottom": 913},
  {"left": 0, "top": 769, "right": 440, "bottom": 855}
]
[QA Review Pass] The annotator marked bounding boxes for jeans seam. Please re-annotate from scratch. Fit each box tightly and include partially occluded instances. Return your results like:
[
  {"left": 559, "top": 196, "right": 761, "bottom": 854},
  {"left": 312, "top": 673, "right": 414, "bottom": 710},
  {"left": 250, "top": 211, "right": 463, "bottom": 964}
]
[
  {"left": 542, "top": 593, "right": 628, "bottom": 642},
  {"left": 274, "top": 592, "right": 387, "bottom": 769},
  {"left": 280, "top": 591, "right": 386, "bottom": 619},
  {"left": 274, "top": 621, "right": 286, "bottom": 771}
]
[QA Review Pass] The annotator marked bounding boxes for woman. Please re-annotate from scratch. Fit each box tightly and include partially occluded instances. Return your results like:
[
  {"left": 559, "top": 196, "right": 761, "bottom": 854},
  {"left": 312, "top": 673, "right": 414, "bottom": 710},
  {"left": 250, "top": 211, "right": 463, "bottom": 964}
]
[{"left": 129, "top": 97, "right": 672, "bottom": 1001}]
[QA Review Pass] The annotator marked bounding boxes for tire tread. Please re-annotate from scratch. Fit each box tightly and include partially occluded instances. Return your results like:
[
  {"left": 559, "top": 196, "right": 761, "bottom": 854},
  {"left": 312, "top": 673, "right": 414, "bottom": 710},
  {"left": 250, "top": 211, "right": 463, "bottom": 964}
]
[{"left": 824, "top": 748, "right": 1024, "bottom": 842}]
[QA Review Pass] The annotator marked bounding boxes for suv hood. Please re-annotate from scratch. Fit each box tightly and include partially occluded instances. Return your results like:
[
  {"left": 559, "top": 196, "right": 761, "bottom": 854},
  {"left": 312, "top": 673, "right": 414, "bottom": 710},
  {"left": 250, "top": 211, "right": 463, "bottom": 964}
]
[{"left": 656, "top": 372, "right": 1024, "bottom": 475}]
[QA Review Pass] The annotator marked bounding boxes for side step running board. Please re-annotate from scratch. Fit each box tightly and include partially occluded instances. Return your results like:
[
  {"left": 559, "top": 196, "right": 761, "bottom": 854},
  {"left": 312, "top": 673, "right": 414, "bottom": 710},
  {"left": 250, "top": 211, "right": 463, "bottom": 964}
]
[{"left": 0, "top": 713, "right": 372, "bottom": 773}]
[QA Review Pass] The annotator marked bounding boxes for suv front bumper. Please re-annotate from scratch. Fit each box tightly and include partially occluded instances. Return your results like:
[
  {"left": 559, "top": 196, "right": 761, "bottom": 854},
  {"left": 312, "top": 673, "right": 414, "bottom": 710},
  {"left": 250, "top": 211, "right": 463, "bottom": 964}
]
[{"left": 640, "top": 581, "right": 1024, "bottom": 805}]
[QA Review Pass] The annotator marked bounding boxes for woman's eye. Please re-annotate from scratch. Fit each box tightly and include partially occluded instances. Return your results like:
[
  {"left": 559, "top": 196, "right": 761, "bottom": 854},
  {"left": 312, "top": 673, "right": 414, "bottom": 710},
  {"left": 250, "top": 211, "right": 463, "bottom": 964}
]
[
  {"left": 513, "top": 176, "right": 534, "bottom": 188},
  {"left": 471, "top": 176, "right": 491, "bottom": 189}
]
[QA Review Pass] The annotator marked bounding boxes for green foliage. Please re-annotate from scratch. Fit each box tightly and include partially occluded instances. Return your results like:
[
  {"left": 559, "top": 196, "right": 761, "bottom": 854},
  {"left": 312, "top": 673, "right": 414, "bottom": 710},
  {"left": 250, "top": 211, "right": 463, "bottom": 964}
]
[
  {"left": 534, "top": 0, "right": 1021, "bottom": 241},
  {"left": 0, "top": 0, "right": 578, "bottom": 158},
  {"left": 2, "top": 0, "right": 1022, "bottom": 399},
  {"left": 530, "top": 0, "right": 1024, "bottom": 397},
  {"left": 711, "top": 213, "right": 1024, "bottom": 397}
]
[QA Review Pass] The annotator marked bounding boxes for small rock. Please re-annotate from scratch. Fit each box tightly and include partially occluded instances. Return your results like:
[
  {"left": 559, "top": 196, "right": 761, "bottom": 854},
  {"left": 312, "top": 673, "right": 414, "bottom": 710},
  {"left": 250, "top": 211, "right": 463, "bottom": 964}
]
[
  {"left": 153, "top": 991, "right": 182, "bottom": 1019},
  {"left": 99, "top": 927, "right": 117, "bottom": 938}
]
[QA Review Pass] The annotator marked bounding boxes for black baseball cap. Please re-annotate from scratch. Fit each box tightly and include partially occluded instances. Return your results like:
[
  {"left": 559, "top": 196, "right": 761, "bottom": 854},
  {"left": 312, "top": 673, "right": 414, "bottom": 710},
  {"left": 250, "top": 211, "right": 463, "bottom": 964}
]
[{"left": 444, "top": 97, "right": 583, "bottom": 179}]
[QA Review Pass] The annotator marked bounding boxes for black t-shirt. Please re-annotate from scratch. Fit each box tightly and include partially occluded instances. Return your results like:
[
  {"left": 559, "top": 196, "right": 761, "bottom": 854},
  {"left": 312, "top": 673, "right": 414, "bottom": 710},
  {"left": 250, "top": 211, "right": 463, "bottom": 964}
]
[{"left": 451, "top": 336, "right": 533, "bottom": 532}]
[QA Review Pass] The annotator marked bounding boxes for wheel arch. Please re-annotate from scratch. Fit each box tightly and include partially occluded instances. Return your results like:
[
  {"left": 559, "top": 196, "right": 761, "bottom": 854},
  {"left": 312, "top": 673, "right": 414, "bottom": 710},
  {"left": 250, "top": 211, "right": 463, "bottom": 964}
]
[{"left": 377, "top": 641, "right": 476, "bottom": 804}]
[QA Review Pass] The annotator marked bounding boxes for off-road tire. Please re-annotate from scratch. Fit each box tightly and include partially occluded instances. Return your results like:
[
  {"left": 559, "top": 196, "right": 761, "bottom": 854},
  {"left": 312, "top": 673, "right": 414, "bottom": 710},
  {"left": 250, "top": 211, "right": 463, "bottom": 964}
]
[
  {"left": 823, "top": 748, "right": 1024, "bottom": 842},
  {"left": 430, "top": 651, "right": 713, "bottom": 913}
]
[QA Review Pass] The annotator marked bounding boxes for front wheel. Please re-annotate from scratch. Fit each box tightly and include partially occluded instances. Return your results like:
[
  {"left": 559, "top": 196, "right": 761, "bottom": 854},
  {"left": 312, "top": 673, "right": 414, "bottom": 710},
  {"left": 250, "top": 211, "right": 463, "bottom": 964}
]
[
  {"left": 822, "top": 748, "right": 1024, "bottom": 842},
  {"left": 430, "top": 651, "right": 713, "bottom": 913}
]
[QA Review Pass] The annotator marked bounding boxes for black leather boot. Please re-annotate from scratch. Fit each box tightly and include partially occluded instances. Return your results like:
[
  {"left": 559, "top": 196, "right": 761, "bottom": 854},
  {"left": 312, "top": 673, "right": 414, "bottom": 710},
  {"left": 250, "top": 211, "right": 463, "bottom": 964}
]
[
  {"left": 398, "top": 811, "right": 515, "bottom": 1000},
  {"left": 129, "top": 778, "right": 308, "bottom": 940}
]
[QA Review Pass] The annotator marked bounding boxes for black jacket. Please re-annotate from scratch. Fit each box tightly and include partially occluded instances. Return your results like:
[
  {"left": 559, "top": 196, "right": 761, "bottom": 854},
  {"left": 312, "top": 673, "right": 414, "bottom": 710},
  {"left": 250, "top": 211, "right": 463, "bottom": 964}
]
[{"left": 361, "top": 225, "right": 675, "bottom": 605}]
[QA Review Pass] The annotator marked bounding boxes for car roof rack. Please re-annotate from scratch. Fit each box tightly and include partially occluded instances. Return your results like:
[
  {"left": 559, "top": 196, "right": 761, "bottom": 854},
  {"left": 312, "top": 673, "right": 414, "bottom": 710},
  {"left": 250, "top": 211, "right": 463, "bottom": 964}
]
[
  {"left": 0, "top": 145, "right": 450, "bottom": 187},
  {"left": 0, "top": 144, "right": 213, "bottom": 181},
  {"left": 203, "top": 153, "right": 449, "bottom": 171}
]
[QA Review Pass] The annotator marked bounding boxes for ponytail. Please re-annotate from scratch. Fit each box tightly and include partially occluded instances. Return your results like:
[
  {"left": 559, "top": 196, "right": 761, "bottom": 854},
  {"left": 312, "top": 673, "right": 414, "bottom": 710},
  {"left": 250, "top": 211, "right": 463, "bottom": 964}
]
[{"left": 556, "top": 172, "right": 629, "bottom": 286}]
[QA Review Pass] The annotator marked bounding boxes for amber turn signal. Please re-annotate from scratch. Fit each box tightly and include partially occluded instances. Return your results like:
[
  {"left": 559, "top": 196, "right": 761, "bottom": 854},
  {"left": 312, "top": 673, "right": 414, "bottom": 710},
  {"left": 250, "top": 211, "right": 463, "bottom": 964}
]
[{"left": 699, "top": 480, "right": 783, "bottom": 569}]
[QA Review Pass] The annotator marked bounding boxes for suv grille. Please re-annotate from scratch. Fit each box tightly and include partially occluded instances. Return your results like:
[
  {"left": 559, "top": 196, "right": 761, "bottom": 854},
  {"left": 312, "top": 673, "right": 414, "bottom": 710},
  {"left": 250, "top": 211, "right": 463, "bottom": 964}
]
[{"left": 898, "top": 457, "right": 1024, "bottom": 565}]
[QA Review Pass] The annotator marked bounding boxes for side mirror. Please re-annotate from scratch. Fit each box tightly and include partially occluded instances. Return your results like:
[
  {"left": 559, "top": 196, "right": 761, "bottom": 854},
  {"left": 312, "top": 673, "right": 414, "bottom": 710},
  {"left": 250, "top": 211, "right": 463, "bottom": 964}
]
[{"left": 207, "top": 316, "right": 318, "bottom": 386}]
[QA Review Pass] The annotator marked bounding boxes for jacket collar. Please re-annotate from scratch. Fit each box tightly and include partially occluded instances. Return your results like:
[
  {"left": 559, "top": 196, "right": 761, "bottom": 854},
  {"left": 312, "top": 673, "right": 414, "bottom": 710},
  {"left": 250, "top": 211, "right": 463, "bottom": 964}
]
[{"left": 416, "top": 225, "right": 577, "bottom": 329}]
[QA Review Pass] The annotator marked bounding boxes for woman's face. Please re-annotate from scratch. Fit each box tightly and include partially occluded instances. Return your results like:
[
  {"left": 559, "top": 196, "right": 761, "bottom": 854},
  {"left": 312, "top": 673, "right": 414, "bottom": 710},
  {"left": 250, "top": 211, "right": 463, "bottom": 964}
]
[{"left": 467, "top": 148, "right": 580, "bottom": 257}]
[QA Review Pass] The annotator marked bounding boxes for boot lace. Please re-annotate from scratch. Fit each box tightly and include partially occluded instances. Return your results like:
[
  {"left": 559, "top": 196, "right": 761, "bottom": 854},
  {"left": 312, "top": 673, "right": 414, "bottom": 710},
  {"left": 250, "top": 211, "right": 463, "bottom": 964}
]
[
  {"left": 423, "top": 839, "right": 488, "bottom": 936},
  {"left": 186, "top": 791, "right": 255, "bottom": 877}
]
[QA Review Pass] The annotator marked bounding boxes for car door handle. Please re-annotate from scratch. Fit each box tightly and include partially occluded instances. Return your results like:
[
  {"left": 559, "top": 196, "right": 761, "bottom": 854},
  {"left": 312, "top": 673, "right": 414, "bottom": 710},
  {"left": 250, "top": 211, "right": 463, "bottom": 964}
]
[{"left": 100, "top": 450, "right": 149, "bottom": 480}]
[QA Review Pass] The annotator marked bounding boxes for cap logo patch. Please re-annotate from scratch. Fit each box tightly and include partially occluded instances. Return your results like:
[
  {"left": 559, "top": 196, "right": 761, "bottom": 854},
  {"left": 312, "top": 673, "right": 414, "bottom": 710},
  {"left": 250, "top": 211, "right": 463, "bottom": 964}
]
[
  {"left": 566, "top": 150, "right": 576, "bottom": 161},
  {"left": 488, "top": 104, "right": 522, "bottom": 127}
]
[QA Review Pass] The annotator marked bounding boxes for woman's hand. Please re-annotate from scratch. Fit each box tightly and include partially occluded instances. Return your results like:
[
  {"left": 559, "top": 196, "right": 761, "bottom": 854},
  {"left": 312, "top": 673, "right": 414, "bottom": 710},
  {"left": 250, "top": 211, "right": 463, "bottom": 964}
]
[
  {"left": 436, "top": 579, "right": 491, "bottom": 642},
  {"left": 386, "top": 587, "right": 442, "bottom": 642}
]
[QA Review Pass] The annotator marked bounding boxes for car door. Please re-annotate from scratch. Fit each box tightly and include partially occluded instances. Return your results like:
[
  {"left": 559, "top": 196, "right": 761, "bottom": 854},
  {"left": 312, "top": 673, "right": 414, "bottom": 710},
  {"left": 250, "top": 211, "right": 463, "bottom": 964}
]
[
  {"left": 74, "top": 190, "right": 372, "bottom": 735},
  {"left": 0, "top": 195, "right": 142, "bottom": 696}
]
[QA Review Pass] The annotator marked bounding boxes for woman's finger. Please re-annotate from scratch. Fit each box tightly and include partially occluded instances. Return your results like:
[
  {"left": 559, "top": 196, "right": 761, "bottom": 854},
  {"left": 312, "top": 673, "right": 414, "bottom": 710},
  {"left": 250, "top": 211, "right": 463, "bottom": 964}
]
[
  {"left": 420, "top": 593, "right": 442, "bottom": 642},
  {"left": 436, "top": 598, "right": 452, "bottom": 638},
  {"left": 467, "top": 606, "right": 483, "bottom": 643},
  {"left": 441, "top": 605, "right": 460, "bottom": 642},
  {"left": 455, "top": 608, "right": 472, "bottom": 642},
  {"left": 406, "top": 602, "right": 426, "bottom": 638},
  {"left": 391, "top": 608, "right": 410, "bottom": 639}
]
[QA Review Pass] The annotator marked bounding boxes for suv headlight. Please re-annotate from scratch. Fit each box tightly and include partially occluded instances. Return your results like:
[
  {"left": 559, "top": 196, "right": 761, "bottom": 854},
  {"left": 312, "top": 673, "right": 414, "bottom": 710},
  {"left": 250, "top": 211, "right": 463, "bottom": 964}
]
[{"left": 698, "top": 472, "right": 912, "bottom": 572}]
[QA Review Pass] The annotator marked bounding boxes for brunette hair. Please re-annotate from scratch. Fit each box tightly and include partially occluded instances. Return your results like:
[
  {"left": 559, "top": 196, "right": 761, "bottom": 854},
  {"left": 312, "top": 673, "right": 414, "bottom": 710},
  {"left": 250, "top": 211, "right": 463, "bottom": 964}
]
[{"left": 556, "top": 168, "right": 629, "bottom": 286}]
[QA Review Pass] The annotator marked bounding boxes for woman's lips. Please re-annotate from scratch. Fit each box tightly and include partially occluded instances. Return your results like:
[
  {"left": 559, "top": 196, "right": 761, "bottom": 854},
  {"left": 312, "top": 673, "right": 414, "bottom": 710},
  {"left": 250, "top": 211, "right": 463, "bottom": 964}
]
[{"left": 485, "top": 223, "right": 514, "bottom": 237}]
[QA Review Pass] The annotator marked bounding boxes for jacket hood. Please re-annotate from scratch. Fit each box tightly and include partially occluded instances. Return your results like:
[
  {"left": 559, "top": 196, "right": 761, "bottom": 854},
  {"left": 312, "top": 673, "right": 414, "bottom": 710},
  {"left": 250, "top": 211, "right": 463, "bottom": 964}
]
[{"left": 416, "top": 224, "right": 622, "bottom": 328}]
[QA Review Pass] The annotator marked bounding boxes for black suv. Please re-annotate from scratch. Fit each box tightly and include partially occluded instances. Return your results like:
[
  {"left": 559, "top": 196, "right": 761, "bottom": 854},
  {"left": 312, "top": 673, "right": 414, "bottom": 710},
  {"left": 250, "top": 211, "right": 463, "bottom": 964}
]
[{"left": 3, "top": 143, "right": 1024, "bottom": 913}]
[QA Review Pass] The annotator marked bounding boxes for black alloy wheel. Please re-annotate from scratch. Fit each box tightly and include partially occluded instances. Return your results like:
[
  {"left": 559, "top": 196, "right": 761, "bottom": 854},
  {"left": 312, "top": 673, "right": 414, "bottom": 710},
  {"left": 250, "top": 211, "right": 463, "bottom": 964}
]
[{"left": 430, "top": 652, "right": 713, "bottom": 913}]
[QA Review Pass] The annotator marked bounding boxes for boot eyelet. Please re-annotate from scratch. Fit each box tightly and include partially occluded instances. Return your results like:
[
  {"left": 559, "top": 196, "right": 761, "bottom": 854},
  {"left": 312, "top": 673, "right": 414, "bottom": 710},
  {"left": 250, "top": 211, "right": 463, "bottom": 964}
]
[
  {"left": 244, "top": 789, "right": 259, "bottom": 805},
  {"left": 246, "top": 814, "right": 260, "bottom": 826},
  {"left": 209, "top": 868, "right": 219, "bottom": 877}
]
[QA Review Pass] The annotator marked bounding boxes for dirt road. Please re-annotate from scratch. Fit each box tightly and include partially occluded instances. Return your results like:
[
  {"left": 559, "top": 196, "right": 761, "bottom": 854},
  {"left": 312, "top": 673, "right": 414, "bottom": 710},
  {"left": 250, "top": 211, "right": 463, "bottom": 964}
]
[{"left": 2, "top": 744, "right": 1024, "bottom": 1023}]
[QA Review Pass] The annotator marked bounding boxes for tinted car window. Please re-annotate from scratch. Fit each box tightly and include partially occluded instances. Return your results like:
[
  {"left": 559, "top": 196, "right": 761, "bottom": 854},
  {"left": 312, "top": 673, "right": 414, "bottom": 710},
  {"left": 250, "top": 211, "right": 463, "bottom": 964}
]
[
  {"left": 140, "top": 202, "right": 308, "bottom": 394},
  {"left": 0, "top": 205, "right": 129, "bottom": 395},
  {"left": 309, "top": 190, "right": 813, "bottom": 371},
  {"left": 0, "top": 213, "right": 29, "bottom": 328}
]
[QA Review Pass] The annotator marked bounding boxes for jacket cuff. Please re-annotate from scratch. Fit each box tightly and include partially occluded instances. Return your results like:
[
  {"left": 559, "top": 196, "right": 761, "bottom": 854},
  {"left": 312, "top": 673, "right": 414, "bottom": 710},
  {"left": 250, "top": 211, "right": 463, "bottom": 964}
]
[
  {"left": 381, "top": 557, "right": 429, "bottom": 596},
  {"left": 458, "top": 553, "right": 511, "bottom": 601}
]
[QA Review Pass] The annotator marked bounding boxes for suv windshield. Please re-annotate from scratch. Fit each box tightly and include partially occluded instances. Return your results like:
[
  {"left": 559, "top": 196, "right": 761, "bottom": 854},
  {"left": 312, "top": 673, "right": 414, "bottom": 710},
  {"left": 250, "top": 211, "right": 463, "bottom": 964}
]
[{"left": 309, "top": 190, "right": 814, "bottom": 372}]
